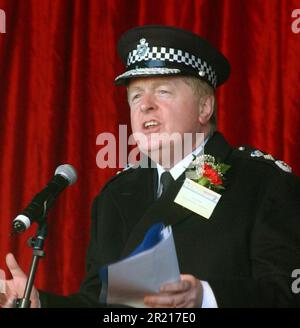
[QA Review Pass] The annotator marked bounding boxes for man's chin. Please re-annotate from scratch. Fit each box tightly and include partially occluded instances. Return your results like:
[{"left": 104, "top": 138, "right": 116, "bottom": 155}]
[
  {"left": 137, "top": 143, "right": 160, "bottom": 157},
  {"left": 137, "top": 143, "right": 178, "bottom": 168}
]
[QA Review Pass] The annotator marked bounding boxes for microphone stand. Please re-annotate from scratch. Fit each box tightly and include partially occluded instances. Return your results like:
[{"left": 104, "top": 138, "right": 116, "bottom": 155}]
[{"left": 15, "top": 206, "right": 48, "bottom": 308}]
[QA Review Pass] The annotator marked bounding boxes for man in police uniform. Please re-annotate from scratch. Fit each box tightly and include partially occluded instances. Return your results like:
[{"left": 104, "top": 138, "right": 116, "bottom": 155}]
[{"left": 1, "top": 25, "right": 300, "bottom": 308}]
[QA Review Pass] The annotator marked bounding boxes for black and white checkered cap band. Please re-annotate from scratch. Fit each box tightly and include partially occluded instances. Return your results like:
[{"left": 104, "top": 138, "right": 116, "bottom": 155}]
[{"left": 126, "top": 46, "right": 217, "bottom": 87}]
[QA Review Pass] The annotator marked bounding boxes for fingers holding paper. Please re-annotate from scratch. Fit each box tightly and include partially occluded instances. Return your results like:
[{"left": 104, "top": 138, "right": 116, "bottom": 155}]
[{"left": 144, "top": 274, "right": 203, "bottom": 308}]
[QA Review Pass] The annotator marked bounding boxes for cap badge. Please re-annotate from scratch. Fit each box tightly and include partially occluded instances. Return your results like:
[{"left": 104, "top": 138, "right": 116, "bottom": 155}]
[{"left": 136, "top": 38, "right": 149, "bottom": 60}]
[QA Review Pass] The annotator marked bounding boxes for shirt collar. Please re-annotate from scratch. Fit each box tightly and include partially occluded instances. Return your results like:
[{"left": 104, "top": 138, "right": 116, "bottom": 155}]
[{"left": 156, "top": 137, "right": 209, "bottom": 196}]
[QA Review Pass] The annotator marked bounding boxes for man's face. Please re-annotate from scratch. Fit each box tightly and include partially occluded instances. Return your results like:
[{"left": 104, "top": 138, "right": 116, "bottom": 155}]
[{"left": 128, "top": 76, "right": 203, "bottom": 163}]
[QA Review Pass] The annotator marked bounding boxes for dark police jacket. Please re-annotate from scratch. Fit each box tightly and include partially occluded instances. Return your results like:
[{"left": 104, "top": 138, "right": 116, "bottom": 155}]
[{"left": 40, "top": 132, "right": 300, "bottom": 307}]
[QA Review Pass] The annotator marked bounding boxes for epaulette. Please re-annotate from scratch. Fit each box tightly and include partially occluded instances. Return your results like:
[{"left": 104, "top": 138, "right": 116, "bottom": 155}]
[{"left": 236, "top": 145, "right": 292, "bottom": 173}]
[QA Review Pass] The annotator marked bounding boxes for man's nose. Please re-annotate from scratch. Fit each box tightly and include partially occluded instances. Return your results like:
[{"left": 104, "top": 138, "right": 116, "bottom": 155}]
[{"left": 140, "top": 94, "right": 156, "bottom": 113}]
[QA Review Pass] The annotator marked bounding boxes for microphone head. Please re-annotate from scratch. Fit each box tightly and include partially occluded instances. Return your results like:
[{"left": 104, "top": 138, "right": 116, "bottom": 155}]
[
  {"left": 55, "top": 164, "right": 77, "bottom": 185},
  {"left": 13, "top": 215, "right": 31, "bottom": 233}
]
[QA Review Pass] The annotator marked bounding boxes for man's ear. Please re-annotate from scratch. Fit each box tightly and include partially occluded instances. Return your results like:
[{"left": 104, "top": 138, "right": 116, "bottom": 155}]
[{"left": 198, "top": 95, "right": 215, "bottom": 125}]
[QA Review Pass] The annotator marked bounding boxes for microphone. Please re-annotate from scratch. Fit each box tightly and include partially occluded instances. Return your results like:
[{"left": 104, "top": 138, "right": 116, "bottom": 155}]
[{"left": 12, "top": 164, "right": 77, "bottom": 233}]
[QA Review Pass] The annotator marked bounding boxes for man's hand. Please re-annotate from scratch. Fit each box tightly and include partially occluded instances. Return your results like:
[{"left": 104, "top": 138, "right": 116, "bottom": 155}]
[
  {"left": 144, "top": 274, "right": 203, "bottom": 308},
  {"left": 0, "top": 253, "right": 40, "bottom": 308}
]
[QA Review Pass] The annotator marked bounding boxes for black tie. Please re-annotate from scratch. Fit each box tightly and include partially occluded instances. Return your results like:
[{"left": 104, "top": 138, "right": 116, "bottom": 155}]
[{"left": 160, "top": 171, "right": 174, "bottom": 196}]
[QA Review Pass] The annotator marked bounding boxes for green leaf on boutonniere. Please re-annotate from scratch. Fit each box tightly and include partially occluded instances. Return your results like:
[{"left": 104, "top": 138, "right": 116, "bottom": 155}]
[
  {"left": 219, "top": 163, "right": 231, "bottom": 174},
  {"left": 198, "top": 176, "right": 210, "bottom": 186}
]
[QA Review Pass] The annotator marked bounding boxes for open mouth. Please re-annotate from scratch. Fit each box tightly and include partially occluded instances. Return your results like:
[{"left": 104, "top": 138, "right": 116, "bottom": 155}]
[{"left": 143, "top": 120, "right": 160, "bottom": 129}]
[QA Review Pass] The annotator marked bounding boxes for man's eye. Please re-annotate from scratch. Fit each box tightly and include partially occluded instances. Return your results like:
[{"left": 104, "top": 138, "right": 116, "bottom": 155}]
[
  {"left": 131, "top": 94, "right": 141, "bottom": 102},
  {"left": 158, "top": 89, "right": 170, "bottom": 94}
]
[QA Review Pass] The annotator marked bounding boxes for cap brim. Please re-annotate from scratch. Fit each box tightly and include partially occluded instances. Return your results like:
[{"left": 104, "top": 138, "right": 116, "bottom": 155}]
[{"left": 115, "top": 67, "right": 181, "bottom": 85}]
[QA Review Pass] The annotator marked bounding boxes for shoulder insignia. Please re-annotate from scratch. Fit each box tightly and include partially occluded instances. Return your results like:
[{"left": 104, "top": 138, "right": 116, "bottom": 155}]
[
  {"left": 237, "top": 145, "right": 292, "bottom": 173},
  {"left": 250, "top": 149, "right": 264, "bottom": 158},
  {"left": 274, "top": 160, "right": 292, "bottom": 173},
  {"left": 250, "top": 149, "right": 275, "bottom": 161}
]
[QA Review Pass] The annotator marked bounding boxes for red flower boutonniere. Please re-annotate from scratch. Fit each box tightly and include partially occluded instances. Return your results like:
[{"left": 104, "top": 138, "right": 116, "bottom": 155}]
[{"left": 185, "top": 154, "right": 231, "bottom": 192}]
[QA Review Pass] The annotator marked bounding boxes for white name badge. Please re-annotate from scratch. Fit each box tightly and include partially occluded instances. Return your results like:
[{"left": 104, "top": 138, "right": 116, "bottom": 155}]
[{"left": 174, "top": 178, "right": 221, "bottom": 219}]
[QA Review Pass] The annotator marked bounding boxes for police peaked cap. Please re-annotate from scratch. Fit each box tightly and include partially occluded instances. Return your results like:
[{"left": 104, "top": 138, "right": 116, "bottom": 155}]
[{"left": 115, "top": 25, "right": 230, "bottom": 88}]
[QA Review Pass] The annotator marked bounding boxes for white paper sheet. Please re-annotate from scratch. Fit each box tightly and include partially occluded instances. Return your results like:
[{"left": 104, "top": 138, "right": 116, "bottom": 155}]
[{"left": 106, "top": 226, "right": 180, "bottom": 308}]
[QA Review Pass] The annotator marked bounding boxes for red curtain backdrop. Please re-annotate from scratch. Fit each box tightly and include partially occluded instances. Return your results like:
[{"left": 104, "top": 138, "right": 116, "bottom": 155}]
[{"left": 0, "top": 0, "right": 299, "bottom": 295}]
